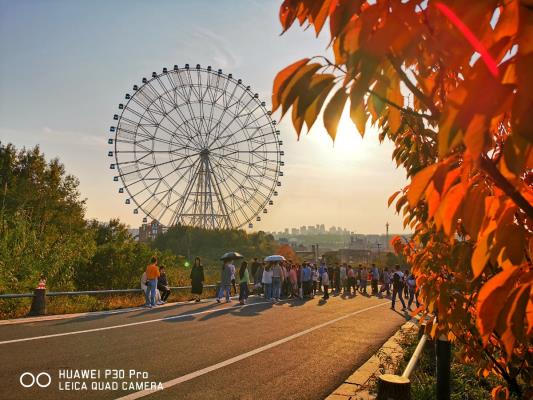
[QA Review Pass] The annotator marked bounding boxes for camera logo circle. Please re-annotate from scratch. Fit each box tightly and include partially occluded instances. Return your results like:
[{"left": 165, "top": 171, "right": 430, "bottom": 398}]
[{"left": 20, "top": 372, "right": 51, "bottom": 388}]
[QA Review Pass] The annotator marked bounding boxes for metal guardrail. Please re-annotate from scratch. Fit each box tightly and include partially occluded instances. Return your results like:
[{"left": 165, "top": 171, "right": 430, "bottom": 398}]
[
  {"left": 0, "top": 284, "right": 220, "bottom": 299},
  {"left": 377, "top": 317, "right": 450, "bottom": 400},
  {"left": 402, "top": 328, "right": 428, "bottom": 379}
]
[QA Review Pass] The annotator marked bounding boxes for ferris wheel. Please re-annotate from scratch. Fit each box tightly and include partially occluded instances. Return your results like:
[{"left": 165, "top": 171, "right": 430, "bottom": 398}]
[{"left": 108, "top": 64, "right": 283, "bottom": 230}]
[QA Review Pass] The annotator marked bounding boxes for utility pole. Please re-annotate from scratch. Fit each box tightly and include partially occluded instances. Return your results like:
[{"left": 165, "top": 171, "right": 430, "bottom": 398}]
[{"left": 385, "top": 222, "right": 390, "bottom": 250}]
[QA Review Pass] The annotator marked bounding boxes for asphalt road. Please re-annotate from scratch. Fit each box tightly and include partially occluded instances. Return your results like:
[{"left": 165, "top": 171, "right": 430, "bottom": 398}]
[{"left": 0, "top": 293, "right": 407, "bottom": 400}]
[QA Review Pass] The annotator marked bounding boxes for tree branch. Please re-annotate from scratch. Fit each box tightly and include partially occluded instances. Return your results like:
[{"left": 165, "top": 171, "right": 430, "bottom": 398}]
[
  {"left": 368, "top": 89, "right": 438, "bottom": 121},
  {"left": 479, "top": 155, "right": 533, "bottom": 220},
  {"left": 387, "top": 54, "right": 441, "bottom": 119}
]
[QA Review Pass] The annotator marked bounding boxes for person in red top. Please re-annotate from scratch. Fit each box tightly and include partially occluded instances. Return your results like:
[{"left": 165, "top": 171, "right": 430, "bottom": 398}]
[{"left": 145, "top": 256, "right": 160, "bottom": 308}]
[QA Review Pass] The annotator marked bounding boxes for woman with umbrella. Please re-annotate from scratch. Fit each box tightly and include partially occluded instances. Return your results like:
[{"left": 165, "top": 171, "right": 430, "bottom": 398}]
[
  {"left": 190, "top": 257, "right": 205, "bottom": 302},
  {"left": 217, "top": 252, "right": 242, "bottom": 303}
]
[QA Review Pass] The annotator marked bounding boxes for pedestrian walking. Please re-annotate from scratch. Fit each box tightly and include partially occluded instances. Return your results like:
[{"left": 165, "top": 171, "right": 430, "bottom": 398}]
[
  {"left": 391, "top": 265, "right": 407, "bottom": 310},
  {"left": 272, "top": 262, "right": 283, "bottom": 301},
  {"left": 262, "top": 264, "right": 273, "bottom": 301},
  {"left": 144, "top": 256, "right": 160, "bottom": 308},
  {"left": 321, "top": 267, "right": 330, "bottom": 300},
  {"left": 318, "top": 261, "right": 326, "bottom": 292},
  {"left": 360, "top": 265, "right": 368, "bottom": 295},
  {"left": 407, "top": 272, "right": 420, "bottom": 310},
  {"left": 312, "top": 266, "right": 319, "bottom": 295},
  {"left": 289, "top": 264, "right": 298, "bottom": 298},
  {"left": 340, "top": 263, "right": 347, "bottom": 295},
  {"left": 229, "top": 263, "right": 237, "bottom": 295},
  {"left": 334, "top": 264, "right": 341, "bottom": 294},
  {"left": 371, "top": 264, "right": 380, "bottom": 295},
  {"left": 251, "top": 258, "right": 260, "bottom": 281},
  {"left": 157, "top": 266, "right": 171, "bottom": 304},
  {"left": 403, "top": 269, "right": 410, "bottom": 299},
  {"left": 254, "top": 262, "right": 264, "bottom": 295},
  {"left": 190, "top": 257, "right": 205, "bottom": 302},
  {"left": 301, "top": 263, "right": 312, "bottom": 298},
  {"left": 238, "top": 261, "right": 250, "bottom": 305},
  {"left": 379, "top": 267, "right": 391, "bottom": 297},
  {"left": 347, "top": 265, "right": 356, "bottom": 296},
  {"left": 217, "top": 260, "right": 233, "bottom": 303}
]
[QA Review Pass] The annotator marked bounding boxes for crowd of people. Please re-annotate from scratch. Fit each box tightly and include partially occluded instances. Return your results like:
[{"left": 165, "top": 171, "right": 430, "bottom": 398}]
[
  {"left": 216, "top": 258, "right": 420, "bottom": 311},
  {"left": 141, "top": 256, "right": 420, "bottom": 311}
]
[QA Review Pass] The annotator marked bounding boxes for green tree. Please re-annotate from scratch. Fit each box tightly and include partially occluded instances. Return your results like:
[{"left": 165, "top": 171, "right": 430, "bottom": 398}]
[
  {"left": 153, "top": 225, "right": 278, "bottom": 265},
  {"left": 0, "top": 143, "right": 94, "bottom": 292}
]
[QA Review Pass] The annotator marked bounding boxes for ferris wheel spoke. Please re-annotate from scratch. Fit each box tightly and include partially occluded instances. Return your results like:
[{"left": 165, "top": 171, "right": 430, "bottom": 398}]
[
  {"left": 208, "top": 78, "right": 236, "bottom": 132},
  {"left": 143, "top": 157, "right": 201, "bottom": 223},
  {"left": 128, "top": 156, "right": 196, "bottom": 200},
  {"left": 167, "top": 158, "right": 204, "bottom": 226},
  {"left": 182, "top": 71, "right": 206, "bottom": 134},
  {"left": 123, "top": 103, "right": 160, "bottom": 126},
  {"left": 119, "top": 152, "right": 197, "bottom": 178},
  {"left": 142, "top": 82, "right": 168, "bottom": 116},
  {"left": 211, "top": 153, "right": 278, "bottom": 176},
  {"left": 211, "top": 122, "right": 273, "bottom": 150},
  {"left": 205, "top": 85, "right": 251, "bottom": 146},
  {"left": 154, "top": 74, "right": 180, "bottom": 112},
  {"left": 215, "top": 155, "right": 274, "bottom": 195},
  {"left": 209, "top": 158, "right": 259, "bottom": 197},
  {"left": 154, "top": 119, "right": 199, "bottom": 149},
  {"left": 207, "top": 95, "right": 257, "bottom": 148},
  {"left": 212, "top": 167, "right": 258, "bottom": 224},
  {"left": 205, "top": 157, "right": 233, "bottom": 228},
  {"left": 209, "top": 131, "right": 272, "bottom": 153}
]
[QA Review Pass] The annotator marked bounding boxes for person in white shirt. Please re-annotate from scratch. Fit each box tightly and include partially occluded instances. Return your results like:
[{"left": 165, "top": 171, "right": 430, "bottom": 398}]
[
  {"left": 229, "top": 263, "right": 237, "bottom": 295},
  {"left": 262, "top": 264, "right": 274, "bottom": 301},
  {"left": 321, "top": 268, "right": 330, "bottom": 300},
  {"left": 339, "top": 264, "right": 347, "bottom": 295},
  {"left": 312, "top": 266, "right": 319, "bottom": 296},
  {"left": 379, "top": 267, "right": 391, "bottom": 297}
]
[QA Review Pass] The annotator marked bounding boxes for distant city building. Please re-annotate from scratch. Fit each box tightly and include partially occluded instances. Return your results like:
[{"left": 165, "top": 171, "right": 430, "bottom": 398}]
[
  {"left": 300, "top": 226, "right": 307, "bottom": 234},
  {"left": 284, "top": 228, "right": 289, "bottom": 234},
  {"left": 139, "top": 220, "right": 164, "bottom": 242},
  {"left": 291, "top": 228, "right": 299, "bottom": 235}
]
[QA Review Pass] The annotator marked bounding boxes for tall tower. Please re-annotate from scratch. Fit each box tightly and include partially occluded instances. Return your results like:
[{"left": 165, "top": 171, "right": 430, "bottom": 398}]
[{"left": 385, "top": 222, "right": 390, "bottom": 250}]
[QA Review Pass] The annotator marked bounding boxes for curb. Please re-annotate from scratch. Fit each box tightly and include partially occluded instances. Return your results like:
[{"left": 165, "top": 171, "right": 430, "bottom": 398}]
[{"left": 326, "top": 315, "right": 420, "bottom": 400}]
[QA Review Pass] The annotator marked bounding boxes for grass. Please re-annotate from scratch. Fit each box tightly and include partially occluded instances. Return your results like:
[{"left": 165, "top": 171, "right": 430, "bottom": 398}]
[
  {"left": 0, "top": 287, "right": 222, "bottom": 320},
  {"left": 374, "top": 328, "right": 509, "bottom": 400},
  {"left": 0, "top": 266, "right": 223, "bottom": 319}
]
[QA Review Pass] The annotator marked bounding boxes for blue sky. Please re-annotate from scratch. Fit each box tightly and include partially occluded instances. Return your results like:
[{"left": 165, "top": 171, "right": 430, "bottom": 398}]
[{"left": 0, "top": 0, "right": 407, "bottom": 234}]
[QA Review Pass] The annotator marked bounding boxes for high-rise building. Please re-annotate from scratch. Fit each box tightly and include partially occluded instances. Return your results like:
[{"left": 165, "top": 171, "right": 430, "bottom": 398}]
[
  {"left": 300, "top": 226, "right": 307, "bottom": 234},
  {"left": 291, "top": 228, "right": 299, "bottom": 235}
]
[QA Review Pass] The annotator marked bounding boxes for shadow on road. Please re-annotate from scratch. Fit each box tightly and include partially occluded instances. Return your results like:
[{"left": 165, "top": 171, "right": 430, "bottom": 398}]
[
  {"left": 389, "top": 308, "right": 411, "bottom": 321},
  {"left": 131, "top": 301, "right": 221, "bottom": 319}
]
